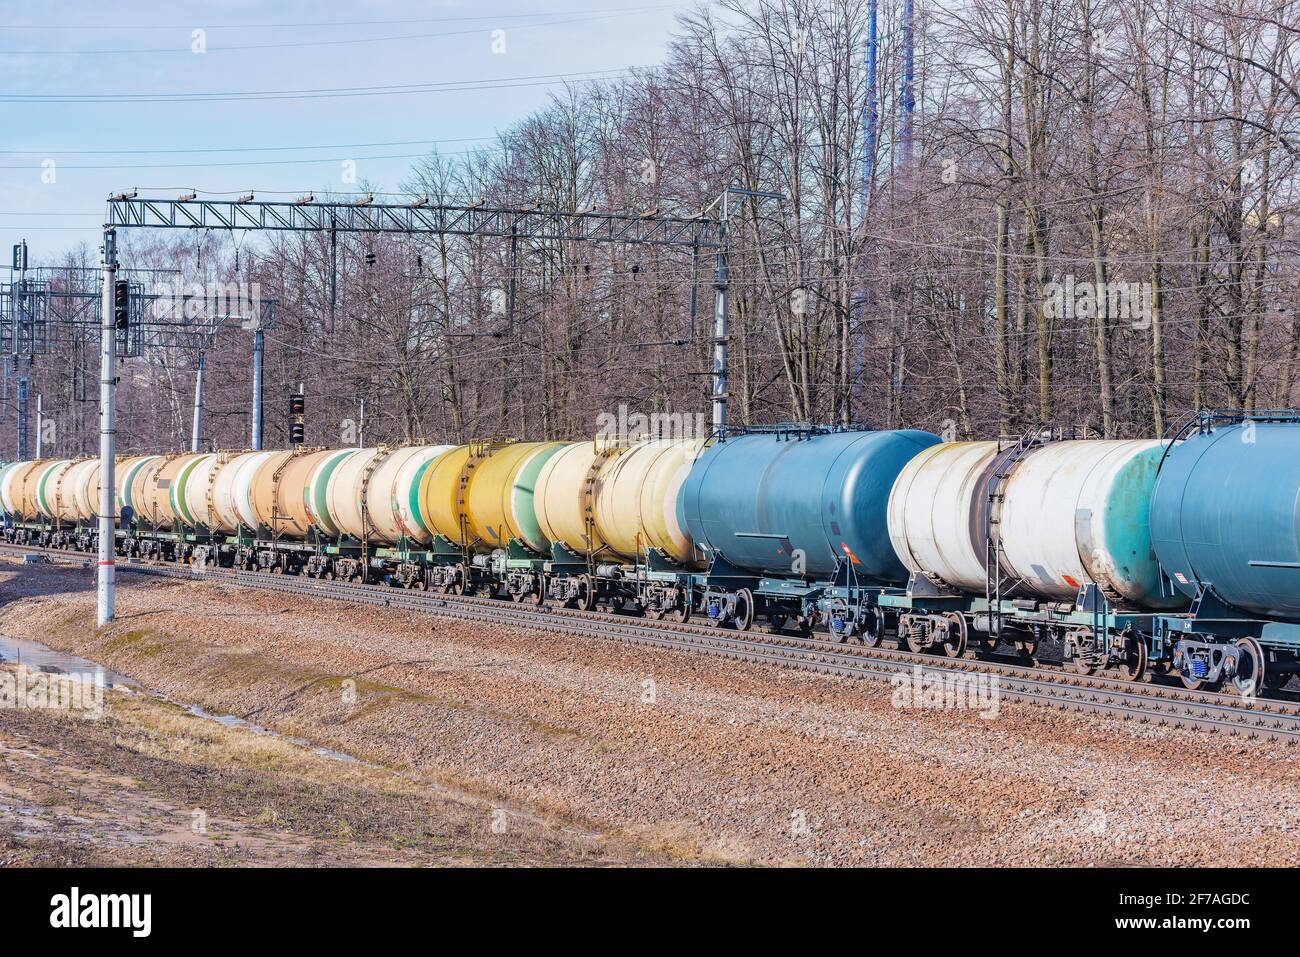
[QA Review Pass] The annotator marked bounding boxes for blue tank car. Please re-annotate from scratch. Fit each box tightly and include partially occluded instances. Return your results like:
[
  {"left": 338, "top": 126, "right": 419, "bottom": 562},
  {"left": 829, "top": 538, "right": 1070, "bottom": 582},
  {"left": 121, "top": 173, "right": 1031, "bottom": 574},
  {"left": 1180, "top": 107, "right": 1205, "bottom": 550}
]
[
  {"left": 1149, "top": 411, "right": 1300, "bottom": 690},
  {"left": 1152, "top": 414, "right": 1300, "bottom": 622},
  {"left": 677, "top": 426, "right": 941, "bottom": 632}
]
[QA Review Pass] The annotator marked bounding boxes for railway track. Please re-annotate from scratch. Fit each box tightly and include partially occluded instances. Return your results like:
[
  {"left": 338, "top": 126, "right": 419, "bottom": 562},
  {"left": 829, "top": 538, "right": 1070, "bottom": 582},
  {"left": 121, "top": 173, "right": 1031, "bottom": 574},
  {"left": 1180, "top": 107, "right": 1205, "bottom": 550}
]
[{"left": 7, "top": 543, "right": 1300, "bottom": 743}]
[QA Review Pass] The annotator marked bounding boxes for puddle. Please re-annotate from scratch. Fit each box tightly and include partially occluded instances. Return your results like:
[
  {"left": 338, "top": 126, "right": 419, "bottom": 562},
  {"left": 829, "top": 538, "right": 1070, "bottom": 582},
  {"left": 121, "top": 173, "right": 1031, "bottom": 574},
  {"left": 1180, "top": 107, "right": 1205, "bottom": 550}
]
[
  {"left": 179, "top": 702, "right": 362, "bottom": 765},
  {"left": 0, "top": 634, "right": 139, "bottom": 689},
  {"left": 0, "top": 634, "right": 356, "bottom": 765}
]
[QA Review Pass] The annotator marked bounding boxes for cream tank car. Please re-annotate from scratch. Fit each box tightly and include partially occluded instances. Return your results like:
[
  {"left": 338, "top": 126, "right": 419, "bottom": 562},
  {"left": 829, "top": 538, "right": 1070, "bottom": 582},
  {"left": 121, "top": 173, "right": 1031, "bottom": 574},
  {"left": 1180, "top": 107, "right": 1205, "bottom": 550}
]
[{"left": 887, "top": 439, "right": 1186, "bottom": 608}]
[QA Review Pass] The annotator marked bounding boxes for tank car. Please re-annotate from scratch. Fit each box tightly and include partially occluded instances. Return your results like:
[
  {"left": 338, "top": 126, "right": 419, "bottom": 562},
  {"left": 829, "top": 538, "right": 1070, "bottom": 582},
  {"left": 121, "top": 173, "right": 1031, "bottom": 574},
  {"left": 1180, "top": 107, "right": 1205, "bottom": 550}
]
[
  {"left": 880, "top": 433, "right": 1181, "bottom": 673},
  {"left": 678, "top": 426, "right": 942, "bottom": 634},
  {"left": 1149, "top": 411, "right": 1300, "bottom": 692}
]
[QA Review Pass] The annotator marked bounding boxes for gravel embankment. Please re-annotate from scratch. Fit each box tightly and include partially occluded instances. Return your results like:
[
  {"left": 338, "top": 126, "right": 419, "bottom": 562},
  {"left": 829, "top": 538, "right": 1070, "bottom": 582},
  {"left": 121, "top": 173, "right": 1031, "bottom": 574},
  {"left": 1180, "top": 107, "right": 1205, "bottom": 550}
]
[{"left": 2, "top": 558, "right": 1297, "bottom": 866}]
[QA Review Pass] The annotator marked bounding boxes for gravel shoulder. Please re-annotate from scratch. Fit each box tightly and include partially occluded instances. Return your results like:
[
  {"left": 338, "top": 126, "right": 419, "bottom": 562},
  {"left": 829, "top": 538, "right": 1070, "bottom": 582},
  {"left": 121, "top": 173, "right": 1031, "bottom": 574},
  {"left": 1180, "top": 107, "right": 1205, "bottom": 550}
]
[{"left": 1, "top": 557, "right": 1297, "bottom": 866}]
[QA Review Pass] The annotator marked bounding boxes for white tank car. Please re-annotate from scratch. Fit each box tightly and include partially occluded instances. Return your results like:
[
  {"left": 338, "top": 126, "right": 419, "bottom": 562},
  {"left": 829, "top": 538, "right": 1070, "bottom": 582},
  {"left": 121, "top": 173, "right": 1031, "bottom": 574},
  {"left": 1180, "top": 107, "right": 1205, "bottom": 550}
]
[{"left": 888, "top": 438, "right": 1185, "bottom": 608}]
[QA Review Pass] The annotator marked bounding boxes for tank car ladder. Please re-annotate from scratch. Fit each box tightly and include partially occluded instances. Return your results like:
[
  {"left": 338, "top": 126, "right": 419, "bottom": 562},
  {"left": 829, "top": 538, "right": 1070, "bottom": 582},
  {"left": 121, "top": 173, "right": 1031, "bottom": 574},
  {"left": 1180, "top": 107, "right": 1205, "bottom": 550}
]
[
  {"left": 983, "top": 428, "right": 1054, "bottom": 643},
  {"left": 267, "top": 446, "right": 319, "bottom": 573},
  {"left": 451, "top": 438, "right": 515, "bottom": 592}
]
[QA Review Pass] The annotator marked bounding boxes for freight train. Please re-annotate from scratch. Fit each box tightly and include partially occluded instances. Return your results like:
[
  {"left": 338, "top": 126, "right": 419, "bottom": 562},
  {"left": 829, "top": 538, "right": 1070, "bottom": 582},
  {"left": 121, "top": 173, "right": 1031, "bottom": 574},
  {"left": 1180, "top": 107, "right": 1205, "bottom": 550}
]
[{"left": 1, "top": 410, "right": 1296, "bottom": 697}]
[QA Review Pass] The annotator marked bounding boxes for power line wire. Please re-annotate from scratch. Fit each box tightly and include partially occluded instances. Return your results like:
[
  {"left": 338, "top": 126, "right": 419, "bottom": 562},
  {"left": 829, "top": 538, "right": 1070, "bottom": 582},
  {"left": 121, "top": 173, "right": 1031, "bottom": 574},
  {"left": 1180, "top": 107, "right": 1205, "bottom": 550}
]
[
  {"left": 0, "top": 68, "right": 635, "bottom": 104},
  {"left": 0, "top": 8, "right": 681, "bottom": 56}
]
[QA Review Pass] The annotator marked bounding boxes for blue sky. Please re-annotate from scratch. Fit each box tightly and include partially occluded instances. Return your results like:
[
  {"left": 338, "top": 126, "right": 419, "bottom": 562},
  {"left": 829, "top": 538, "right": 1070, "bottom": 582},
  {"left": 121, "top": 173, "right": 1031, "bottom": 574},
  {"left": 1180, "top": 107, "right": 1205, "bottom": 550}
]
[{"left": 0, "top": 0, "right": 697, "bottom": 266}]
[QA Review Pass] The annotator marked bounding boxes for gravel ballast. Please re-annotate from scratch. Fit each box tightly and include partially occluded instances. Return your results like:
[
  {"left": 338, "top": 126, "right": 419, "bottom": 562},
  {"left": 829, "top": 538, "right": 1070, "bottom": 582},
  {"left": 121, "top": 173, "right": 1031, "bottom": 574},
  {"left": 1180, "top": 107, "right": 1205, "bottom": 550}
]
[{"left": 1, "top": 559, "right": 1297, "bottom": 866}]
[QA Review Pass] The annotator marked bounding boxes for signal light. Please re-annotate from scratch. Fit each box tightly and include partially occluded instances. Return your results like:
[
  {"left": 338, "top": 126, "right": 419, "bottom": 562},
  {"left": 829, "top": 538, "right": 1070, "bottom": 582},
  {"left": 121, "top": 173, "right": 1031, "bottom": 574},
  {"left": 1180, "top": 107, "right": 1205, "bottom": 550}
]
[
  {"left": 289, "top": 394, "right": 305, "bottom": 416},
  {"left": 290, "top": 423, "right": 305, "bottom": 446},
  {"left": 113, "top": 280, "right": 130, "bottom": 330}
]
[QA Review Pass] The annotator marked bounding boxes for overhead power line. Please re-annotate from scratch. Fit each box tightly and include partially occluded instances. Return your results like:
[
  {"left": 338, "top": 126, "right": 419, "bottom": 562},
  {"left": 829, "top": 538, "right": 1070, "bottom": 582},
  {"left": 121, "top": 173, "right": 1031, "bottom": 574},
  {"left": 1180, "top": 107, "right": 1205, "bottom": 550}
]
[
  {"left": 0, "top": 4, "right": 686, "bottom": 30},
  {"left": 0, "top": 68, "right": 637, "bottom": 105},
  {"left": 0, "top": 136, "right": 499, "bottom": 156},
  {"left": 0, "top": 8, "right": 680, "bottom": 55}
]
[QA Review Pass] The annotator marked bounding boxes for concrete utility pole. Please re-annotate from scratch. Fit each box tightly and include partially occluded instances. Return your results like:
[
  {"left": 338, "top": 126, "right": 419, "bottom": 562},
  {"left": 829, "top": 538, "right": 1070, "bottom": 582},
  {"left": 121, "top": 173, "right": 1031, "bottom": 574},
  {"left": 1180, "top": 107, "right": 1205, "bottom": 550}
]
[
  {"left": 97, "top": 227, "right": 118, "bottom": 628},
  {"left": 190, "top": 351, "right": 205, "bottom": 452},
  {"left": 250, "top": 326, "right": 264, "bottom": 450},
  {"left": 34, "top": 395, "right": 43, "bottom": 458}
]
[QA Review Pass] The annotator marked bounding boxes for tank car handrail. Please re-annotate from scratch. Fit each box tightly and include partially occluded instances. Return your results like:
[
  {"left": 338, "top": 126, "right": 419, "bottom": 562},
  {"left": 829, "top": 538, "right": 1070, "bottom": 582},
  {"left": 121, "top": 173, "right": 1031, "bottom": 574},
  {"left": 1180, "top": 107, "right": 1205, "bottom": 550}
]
[
  {"left": 1153, "top": 407, "right": 1300, "bottom": 478},
  {"left": 1154, "top": 412, "right": 1203, "bottom": 477},
  {"left": 719, "top": 422, "right": 863, "bottom": 442}
]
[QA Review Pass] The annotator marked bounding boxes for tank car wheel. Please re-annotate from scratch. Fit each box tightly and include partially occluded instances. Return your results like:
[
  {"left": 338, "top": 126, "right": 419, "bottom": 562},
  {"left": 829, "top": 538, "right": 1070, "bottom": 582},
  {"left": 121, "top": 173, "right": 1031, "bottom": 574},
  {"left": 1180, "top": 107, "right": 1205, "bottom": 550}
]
[
  {"left": 532, "top": 573, "right": 547, "bottom": 606},
  {"left": 414, "top": 574, "right": 428, "bottom": 591},
  {"left": 646, "top": 603, "right": 667, "bottom": 621},
  {"left": 1068, "top": 630, "right": 1098, "bottom": 675},
  {"left": 449, "top": 564, "right": 468, "bottom": 595},
  {"left": 1264, "top": 670, "right": 1291, "bottom": 692},
  {"left": 941, "top": 612, "right": 968, "bottom": 658},
  {"left": 577, "top": 575, "right": 597, "bottom": 612},
  {"left": 732, "top": 589, "right": 755, "bottom": 632},
  {"left": 1116, "top": 635, "right": 1148, "bottom": 683},
  {"left": 1230, "top": 637, "right": 1265, "bottom": 698},
  {"left": 669, "top": 594, "right": 692, "bottom": 624},
  {"left": 900, "top": 617, "right": 930, "bottom": 654},
  {"left": 859, "top": 607, "right": 885, "bottom": 648}
]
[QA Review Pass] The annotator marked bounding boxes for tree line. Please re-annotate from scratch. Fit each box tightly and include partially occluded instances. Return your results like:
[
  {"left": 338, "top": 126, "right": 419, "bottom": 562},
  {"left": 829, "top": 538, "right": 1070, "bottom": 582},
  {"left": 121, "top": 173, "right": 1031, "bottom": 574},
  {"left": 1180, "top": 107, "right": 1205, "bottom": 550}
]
[{"left": 13, "top": 0, "right": 1300, "bottom": 457}]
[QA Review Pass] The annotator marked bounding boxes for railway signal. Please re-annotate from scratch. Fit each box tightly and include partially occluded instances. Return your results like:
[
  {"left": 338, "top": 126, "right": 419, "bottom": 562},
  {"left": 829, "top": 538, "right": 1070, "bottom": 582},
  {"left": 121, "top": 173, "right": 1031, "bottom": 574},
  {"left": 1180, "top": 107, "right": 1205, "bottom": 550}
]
[
  {"left": 290, "top": 392, "right": 305, "bottom": 446},
  {"left": 113, "top": 279, "right": 131, "bottom": 330}
]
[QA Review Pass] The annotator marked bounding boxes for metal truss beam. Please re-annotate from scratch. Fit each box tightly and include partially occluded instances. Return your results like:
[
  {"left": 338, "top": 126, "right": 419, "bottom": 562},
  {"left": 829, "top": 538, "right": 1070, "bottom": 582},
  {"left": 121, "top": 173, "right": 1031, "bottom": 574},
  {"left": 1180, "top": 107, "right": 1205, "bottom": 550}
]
[
  {"left": 106, "top": 197, "right": 722, "bottom": 248},
  {"left": 1, "top": 281, "right": 276, "bottom": 358}
]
